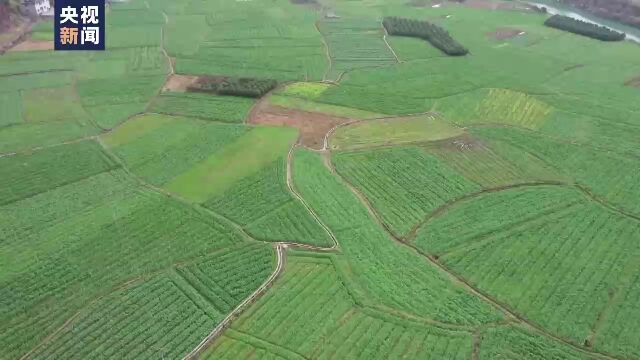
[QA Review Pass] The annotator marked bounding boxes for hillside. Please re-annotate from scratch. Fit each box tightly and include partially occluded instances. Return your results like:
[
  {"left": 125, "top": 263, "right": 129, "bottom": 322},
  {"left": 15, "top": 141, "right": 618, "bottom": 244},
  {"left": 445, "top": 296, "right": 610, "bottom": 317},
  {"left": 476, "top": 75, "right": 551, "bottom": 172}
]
[{"left": 1, "top": 0, "right": 639, "bottom": 359}]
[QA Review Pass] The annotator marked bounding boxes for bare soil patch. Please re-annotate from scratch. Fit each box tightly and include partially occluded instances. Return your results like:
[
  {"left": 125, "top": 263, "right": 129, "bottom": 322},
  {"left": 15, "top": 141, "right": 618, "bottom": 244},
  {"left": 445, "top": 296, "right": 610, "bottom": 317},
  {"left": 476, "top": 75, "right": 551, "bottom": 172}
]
[
  {"left": 625, "top": 76, "right": 640, "bottom": 87},
  {"left": 487, "top": 27, "right": 524, "bottom": 40},
  {"left": 249, "top": 102, "right": 351, "bottom": 150},
  {"left": 161, "top": 74, "right": 199, "bottom": 92},
  {"left": 9, "top": 39, "right": 53, "bottom": 52}
]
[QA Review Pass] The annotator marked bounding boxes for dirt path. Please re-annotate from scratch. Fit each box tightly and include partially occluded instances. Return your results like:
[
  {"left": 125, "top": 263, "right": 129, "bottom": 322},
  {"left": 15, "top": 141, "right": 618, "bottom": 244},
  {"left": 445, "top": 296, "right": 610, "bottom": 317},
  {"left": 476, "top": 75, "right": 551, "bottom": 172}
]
[
  {"left": 324, "top": 153, "right": 620, "bottom": 360},
  {"left": 315, "top": 20, "right": 333, "bottom": 82},
  {"left": 183, "top": 244, "right": 287, "bottom": 359},
  {"left": 381, "top": 21, "right": 400, "bottom": 63},
  {"left": 286, "top": 144, "right": 340, "bottom": 251}
]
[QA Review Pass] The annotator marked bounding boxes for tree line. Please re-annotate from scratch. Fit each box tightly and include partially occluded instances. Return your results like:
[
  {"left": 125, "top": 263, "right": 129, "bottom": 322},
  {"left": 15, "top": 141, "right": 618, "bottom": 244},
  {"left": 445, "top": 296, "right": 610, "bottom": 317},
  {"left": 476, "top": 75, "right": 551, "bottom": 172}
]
[
  {"left": 188, "top": 77, "right": 278, "bottom": 98},
  {"left": 382, "top": 16, "right": 469, "bottom": 56},
  {"left": 544, "top": 14, "right": 626, "bottom": 41}
]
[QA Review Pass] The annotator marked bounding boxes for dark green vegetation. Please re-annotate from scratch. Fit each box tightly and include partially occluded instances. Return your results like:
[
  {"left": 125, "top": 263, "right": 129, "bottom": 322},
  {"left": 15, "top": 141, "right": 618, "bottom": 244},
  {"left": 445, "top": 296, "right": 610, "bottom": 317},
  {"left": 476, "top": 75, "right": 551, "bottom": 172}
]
[
  {"left": 545, "top": 14, "right": 626, "bottom": 41},
  {"left": 383, "top": 16, "right": 469, "bottom": 55},
  {"left": 2, "top": 0, "right": 640, "bottom": 359},
  {"left": 188, "top": 77, "right": 278, "bottom": 98}
]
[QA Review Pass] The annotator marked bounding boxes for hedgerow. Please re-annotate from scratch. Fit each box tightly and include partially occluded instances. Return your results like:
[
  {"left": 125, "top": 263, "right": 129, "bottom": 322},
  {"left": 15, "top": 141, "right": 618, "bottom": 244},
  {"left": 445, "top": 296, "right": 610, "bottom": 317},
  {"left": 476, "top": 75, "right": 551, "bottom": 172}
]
[
  {"left": 544, "top": 15, "right": 625, "bottom": 41},
  {"left": 382, "top": 17, "right": 468, "bottom": 56},
  {"left": 188, "top": 77, "right": 278, "bottom": 98}
]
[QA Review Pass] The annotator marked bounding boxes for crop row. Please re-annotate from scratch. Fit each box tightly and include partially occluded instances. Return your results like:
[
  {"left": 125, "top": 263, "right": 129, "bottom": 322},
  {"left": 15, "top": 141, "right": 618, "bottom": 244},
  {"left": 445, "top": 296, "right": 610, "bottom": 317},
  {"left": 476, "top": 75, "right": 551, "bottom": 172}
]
[
  {"left": 149, "top": 92, "right": 255, "bottom": 123},
  {"left": 544, "top": 15, "right": 625, "bottom": 41},
  {"left": 292, "top": 148, "right": 502, "bottom": 325},
  {"left": 383, "top": 17, "right": 468, "bottom": 56},
  {"left": 205, "top": 158, "right": 331, "bottom": 246},
  {"left": 333, "top": 146, "right": 480, "bottom": 237},
  {"left": 208, "top": 255, "right": 473, "bottom": 359},
  {"left": 432, "top": 186, "right": 640, "bottom": 346},
  {"left": 0, "top": 141, "right": 118, "bottom": 206}
]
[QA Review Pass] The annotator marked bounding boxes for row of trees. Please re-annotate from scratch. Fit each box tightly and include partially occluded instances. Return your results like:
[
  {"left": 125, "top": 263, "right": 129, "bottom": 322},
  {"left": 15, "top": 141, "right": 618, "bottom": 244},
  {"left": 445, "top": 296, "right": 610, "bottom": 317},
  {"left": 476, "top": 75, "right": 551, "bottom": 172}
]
[
  {"left": 544, "top": 14, "right": 626, "bottom": 41},
  {"left": 188, "top": 77, "right": 278, "bottom": 98},
  {"left": 382, "top": 16, "right": 469, "bottom": 56}
]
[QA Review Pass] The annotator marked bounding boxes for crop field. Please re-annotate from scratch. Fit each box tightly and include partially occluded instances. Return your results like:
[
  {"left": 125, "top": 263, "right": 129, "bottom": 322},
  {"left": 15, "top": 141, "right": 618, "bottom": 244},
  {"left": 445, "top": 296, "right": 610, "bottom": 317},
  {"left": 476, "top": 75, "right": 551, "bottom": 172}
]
[
  {"left": 28, "top": 243, "right": 274, "bottom": 359},
  {"left": 318, "top": 18, "right": 397, "bottom": 80},
  {"left": 204, "top": 158, "right": 331, "bottom": 246},
  {"left": 2, "top": 0, "right": 640, "bottom": 358},
  {"left": 333, "top": 146, "right": 480, "bottom": 237},
  {"left": 205, "top": 253, "right": 474, "bottom": 360},
  {"left": 149, "top": 92, "right": 255, "bottom": 123},
  {"left": 330, "top": 114, "right": 464, "bottom": 150},
  {"left": 414, "top": 186, "right": 640, "bottom": 348}
]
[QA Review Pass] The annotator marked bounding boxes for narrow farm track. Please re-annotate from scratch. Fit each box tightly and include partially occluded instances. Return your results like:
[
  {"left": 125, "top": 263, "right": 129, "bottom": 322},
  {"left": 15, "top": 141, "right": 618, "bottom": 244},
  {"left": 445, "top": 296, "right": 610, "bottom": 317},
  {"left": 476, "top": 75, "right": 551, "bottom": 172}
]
[
  {"left": 404, "top": 181, "right": 571, "bottom": 241},
  {"left": 183, "top": 244, "right": 287, "bottom": 359},
  {"left": 315, "top": 20, "right": 333, "bottom": 82},
  {"left": 286, "top": 144, "right": 340, "bottom": 251},
  {"left": 324, "top": 154, "right": 621, "bottom": 360},
  {"left": 381, "top": 21, "right": 401, "bottom": 63},
  {"left": 0, "top": 134, "right": 99, "bottom": 158}
]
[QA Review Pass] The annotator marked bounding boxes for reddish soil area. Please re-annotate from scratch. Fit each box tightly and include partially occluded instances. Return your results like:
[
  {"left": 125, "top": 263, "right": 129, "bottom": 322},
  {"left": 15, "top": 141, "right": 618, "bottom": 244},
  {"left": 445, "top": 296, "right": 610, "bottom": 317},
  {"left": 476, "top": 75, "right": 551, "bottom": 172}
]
[
  {"left": 9, "top": 39, "right": 53, "bottom": 52},
  {"left": 625, "top": 76, "right": 640, "bottom": 87},
  {"left": 249, "top": 102, "right": 352, "bottom": 150},
  {"left": 487, "top": 27, "right": 524, "bottom": 40}
]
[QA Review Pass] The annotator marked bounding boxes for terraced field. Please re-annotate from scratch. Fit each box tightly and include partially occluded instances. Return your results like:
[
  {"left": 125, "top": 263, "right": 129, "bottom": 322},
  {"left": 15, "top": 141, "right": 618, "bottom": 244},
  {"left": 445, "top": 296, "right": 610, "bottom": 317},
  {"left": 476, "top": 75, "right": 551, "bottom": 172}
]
[{"left": 2, "top": 0, "right": 640, "bottom": 358}]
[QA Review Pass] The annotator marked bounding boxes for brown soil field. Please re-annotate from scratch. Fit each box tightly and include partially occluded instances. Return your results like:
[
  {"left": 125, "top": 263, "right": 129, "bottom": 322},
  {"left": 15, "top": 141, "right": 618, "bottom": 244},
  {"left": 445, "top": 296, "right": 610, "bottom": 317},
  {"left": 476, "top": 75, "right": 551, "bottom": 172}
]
[
  {"left": 9, "top": 39, "right": 53, "bottom": 52},
  {"left": 625, "top": 76, "right": 640, "bottom": 87},
  {"left": 487, "top": 27, "right": 524, "bottom": 40},
  {"left": 249, "top": 102, "right": 352, "bottom": 150}
]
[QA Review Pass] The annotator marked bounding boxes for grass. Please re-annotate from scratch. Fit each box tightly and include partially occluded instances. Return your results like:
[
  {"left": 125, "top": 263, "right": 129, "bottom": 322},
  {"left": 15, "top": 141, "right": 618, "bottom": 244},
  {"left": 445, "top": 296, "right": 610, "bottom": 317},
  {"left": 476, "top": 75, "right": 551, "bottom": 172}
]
[
  {"left": 330, "top": 114, "right": 463, "bottom": 150},
  {"left": 22, "top": 86, "right": 88, "bottom": 123},
  {"left": 165, "top": 125, "right": 298, "bottom": 202},
  {"left": 0, "top": 91, "right": 22, "bottom": 127}
]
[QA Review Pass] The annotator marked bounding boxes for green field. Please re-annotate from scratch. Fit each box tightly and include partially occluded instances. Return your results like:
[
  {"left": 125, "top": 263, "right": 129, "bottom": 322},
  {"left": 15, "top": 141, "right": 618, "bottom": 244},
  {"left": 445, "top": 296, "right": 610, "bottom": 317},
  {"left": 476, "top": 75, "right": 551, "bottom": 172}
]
[{"left": 2, "top": 0, "right": 640, "bottom": 358}]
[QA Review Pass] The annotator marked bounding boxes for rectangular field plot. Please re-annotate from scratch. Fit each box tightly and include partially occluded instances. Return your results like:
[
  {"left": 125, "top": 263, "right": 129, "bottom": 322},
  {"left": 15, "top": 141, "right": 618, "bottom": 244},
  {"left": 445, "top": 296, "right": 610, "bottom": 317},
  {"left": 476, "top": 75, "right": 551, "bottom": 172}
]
[
  {"left": 0, "top": 141, "right": 117, "bottom": 205},
  {"left": 293, "top": 149, "right": 502, "bottom": 325},
  {"left": 0, "top": 169, "right": 243, "bottom": 358},
  {"left": 101, "top": 114, "right": 249, "bottom": 188},
  {"left": 333, "top": 146, "right": 480, "bottom": 237},
  {"left": 165, "top": 125, "right": 297, "bottom": 202},
  {"left": 205, "top": 159, "right": 331, "bottom": 246},
  {"left": 205, "top": 254, "right": 473, "bottom": 359},
  {"left": 422, "top": 185, "right": 640, "bottom": 344},
  {"left": 318, "top": 18, "right": 397, "bottom": 81},
  {"left": 28, "top": 243, "right": 274, "bottom": 360},
  {"left": 173, "top": 1, "right": 326, "bottom": 81},
  {"left": 149, "top": 92, "right": 255, "bottom": 123}
]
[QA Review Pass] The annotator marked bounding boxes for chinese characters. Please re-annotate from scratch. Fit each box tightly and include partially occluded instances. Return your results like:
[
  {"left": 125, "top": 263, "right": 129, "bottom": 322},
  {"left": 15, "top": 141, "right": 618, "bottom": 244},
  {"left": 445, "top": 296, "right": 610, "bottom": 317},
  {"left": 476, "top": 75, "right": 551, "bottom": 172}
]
[{"left": 55, "top": 1, "right": 105, "bottom": 50}]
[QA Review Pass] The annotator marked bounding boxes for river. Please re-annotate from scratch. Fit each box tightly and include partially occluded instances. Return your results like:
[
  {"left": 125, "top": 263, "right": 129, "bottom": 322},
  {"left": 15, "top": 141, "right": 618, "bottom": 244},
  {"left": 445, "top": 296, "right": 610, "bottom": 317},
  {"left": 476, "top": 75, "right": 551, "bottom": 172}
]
[{"left": 523, "top": 0, "right": 640, "bottom": 43}]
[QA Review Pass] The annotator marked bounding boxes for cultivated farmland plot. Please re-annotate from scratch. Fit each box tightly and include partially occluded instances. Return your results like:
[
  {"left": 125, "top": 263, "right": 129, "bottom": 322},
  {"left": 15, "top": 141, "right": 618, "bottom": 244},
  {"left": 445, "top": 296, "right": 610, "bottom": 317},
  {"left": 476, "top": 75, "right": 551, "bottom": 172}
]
[{"left": 2, "top": 0, "right": 640, "bottom": 358}]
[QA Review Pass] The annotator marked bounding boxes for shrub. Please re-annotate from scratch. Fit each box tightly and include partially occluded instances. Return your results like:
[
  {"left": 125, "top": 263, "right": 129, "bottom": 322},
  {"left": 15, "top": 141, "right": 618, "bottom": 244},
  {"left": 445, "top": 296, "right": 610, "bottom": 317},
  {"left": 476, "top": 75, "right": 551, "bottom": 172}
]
[
  {"left": 544, "top": 15, "right": 625, "bottom": 41},
  {"left": 188, "top": 76, "right": 278, "bottom": 98},
  {"left": 382, "top": 16, "right": 468, "bottom": 56}
]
